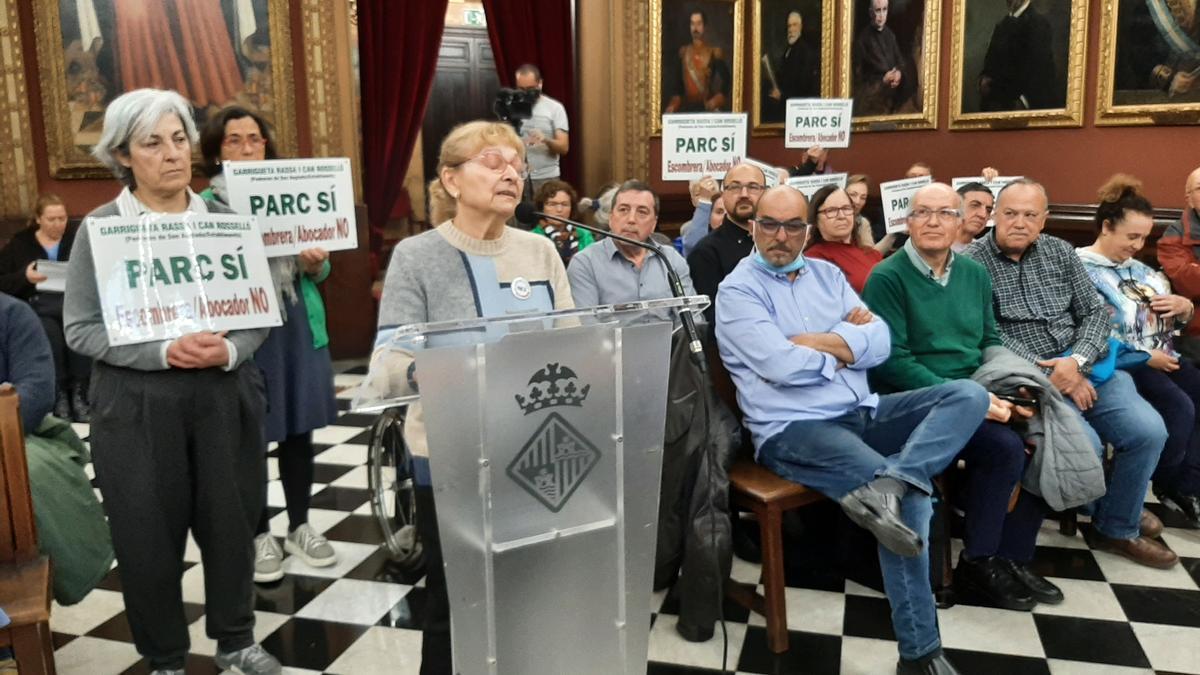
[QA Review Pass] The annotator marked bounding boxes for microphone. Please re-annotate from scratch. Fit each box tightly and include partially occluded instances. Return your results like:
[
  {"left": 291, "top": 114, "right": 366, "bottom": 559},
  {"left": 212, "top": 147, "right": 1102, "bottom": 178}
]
[{"left": 515, "top": 202, "right": 707, "bottom": 373}]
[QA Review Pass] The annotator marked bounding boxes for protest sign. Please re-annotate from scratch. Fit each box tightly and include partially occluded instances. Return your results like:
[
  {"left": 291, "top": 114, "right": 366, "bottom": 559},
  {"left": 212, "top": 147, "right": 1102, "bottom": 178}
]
[
  {"left": 880, "top": 176, "right": 934, "bottom": 233},
  {"left": 785, "top": 172, "right": 849, "bottom": 199},
  {"left": 225, "top": 158, "right": 357, "bottom": 257},
  {"left": 785, "top": 98, "right": 853, "bottom": 149},
  {"left": 662, "top": 113, "right": 747, "bottom": 181},
  {"left": 88, "top": 213, "right": 281, "bottom": 346},
  {"left": 951, "top": 176, "right": 1023, "bottom": 200}
]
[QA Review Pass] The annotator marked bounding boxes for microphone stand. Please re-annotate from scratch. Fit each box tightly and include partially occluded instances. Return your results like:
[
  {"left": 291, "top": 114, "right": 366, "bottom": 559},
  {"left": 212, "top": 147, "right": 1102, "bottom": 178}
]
[{"left": 529, "top": 210, "right": 708, "bottom": 373}]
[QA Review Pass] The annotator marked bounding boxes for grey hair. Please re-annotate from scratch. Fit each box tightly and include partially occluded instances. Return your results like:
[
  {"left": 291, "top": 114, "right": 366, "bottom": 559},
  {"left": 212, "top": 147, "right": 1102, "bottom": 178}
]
[{"left": 92, "top": 88, "right": 198, "bottom": 186}]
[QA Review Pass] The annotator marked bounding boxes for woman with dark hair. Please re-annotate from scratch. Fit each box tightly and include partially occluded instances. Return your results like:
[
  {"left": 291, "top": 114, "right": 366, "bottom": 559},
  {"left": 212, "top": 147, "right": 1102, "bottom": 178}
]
[
  {"left": 200, "top": 106, "right": 340, "bottom": 583},
  {"left": 1077, "top": 174, "right": 1200, "bottom": 526},
  {"left": 0, "top": 193, "right": 91, "bottom": 421},
  {"left": 804, "top": 184, "right": 883, "bottom": 293},
  {"left": 532, "top": 179, "right": 594, "bottom": 263}
]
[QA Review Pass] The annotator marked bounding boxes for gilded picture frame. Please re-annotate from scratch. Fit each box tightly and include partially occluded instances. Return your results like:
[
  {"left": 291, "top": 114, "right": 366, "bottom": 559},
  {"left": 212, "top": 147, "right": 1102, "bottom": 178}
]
[
  {"left": 752, "top": 0, "right": 837, "bottom": 133},
  {"left": 839, "top": 0, "right": 940, "bottom": 132},
  {"left": 650, "top": 0, "right": 746, "bottom": 136},
  {"left": 1096, "top": 0, "right": 1200, "bottom": 126},
  {"left": 33, "top": 0, "right": 297, "bottom": 179},
  {"left": 948, "top": 0, "right": 1087, "bottom": 130}
]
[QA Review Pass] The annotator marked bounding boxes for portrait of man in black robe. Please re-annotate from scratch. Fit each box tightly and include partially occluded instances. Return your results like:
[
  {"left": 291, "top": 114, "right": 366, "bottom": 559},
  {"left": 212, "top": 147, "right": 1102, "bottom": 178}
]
[{"left": 851, "top": 0, "right": 920, "bottom": 116}]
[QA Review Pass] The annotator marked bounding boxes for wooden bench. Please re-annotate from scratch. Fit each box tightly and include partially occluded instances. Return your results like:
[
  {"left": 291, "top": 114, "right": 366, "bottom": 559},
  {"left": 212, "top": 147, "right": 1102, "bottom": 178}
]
[{"left": 0, "top": 384, "right": 56, "bottom": 674}]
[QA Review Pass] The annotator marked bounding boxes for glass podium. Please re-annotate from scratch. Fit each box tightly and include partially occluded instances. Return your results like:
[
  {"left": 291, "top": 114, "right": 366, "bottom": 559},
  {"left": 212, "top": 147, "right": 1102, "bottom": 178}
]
[{"left": 354, "top": 297, "right": 709, "bottom": 675}]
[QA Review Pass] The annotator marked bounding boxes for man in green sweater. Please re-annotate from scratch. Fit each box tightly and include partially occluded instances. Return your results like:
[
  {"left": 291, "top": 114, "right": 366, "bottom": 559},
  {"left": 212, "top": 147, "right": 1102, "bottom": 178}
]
[{"left": 862, "top": 183, "right": 1062, "bottom": 611}]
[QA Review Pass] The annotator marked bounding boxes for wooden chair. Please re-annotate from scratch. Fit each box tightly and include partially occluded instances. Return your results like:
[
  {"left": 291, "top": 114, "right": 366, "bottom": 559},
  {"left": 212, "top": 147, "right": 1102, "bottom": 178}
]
[
  {"left": 708, "top": 348, "right": 828, "bottom": 653},
  {"left": 726, "top": 457, "right": 824, "bottom": 654},
  {"left": 0, "top": 384, "right": 56, "bottom": 674}
]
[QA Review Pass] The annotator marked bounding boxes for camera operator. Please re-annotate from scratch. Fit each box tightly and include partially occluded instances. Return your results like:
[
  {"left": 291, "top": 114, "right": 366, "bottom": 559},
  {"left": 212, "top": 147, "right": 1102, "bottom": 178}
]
[{"left": 513, "top": 64, "right": 569, "bottom": 193}]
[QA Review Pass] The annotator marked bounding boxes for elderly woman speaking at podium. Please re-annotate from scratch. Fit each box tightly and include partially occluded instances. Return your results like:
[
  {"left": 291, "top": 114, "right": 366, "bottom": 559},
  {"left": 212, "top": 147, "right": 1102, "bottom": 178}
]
[
  {"left": 63, "top": 88, "right": 281, "bottom": 675},
  {"left": 369, "top": 119, "right": 572, "bottom": 673}
]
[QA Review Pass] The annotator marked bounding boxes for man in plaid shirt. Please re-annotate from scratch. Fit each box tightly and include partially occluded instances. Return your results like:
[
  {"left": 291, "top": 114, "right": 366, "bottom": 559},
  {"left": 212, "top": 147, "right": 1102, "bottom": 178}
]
[{"left": 964, "top": 179, "right": 1175, "bottom": 569}]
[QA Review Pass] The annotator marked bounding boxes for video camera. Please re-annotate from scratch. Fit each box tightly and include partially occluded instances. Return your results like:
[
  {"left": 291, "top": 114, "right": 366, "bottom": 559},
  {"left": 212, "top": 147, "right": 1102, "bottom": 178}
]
[{"left": 493, "top": 87, "right": 538, "bottom": 128}]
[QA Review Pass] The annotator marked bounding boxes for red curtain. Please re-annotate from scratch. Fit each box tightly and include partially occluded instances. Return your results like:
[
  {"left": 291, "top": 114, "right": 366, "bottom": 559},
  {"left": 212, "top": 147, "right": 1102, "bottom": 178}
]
[
  {"left": 358, "top": 0, "right": 448, "bottom": 260},
  {"left": 479, "top": 0, "right": 578, "bottom": 187}
]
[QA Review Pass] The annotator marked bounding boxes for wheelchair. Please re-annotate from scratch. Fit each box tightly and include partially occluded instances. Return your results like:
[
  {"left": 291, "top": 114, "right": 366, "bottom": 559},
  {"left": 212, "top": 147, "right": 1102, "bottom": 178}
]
[{"left": 366, "top": 406, "right": 423, "bottom": 570}]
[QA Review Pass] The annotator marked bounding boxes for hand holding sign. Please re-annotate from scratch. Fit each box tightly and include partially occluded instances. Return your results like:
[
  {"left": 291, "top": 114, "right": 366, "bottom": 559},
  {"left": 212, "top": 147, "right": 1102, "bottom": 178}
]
[
  {"left": 299, "top": 248, "right": 329, "bottom": 276},
  {"left": 166, "top": 331, "right": 230, "bottom": 369}
]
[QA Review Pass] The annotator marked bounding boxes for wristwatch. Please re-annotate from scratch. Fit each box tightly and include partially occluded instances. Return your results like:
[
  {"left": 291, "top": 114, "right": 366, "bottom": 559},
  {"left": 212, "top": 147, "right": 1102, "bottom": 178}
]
[{"left": 1070, "top": 353, "right": 1089, "bottom": 371}]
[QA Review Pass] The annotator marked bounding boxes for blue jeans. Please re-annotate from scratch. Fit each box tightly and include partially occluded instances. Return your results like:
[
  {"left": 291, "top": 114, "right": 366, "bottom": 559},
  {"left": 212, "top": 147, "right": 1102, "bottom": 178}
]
[
  {"left": 757, "top": 380, "right": 990, "bottom": 660},
  {"left": 1068, "top": 369, "right": 1167, "bottom": 540}
]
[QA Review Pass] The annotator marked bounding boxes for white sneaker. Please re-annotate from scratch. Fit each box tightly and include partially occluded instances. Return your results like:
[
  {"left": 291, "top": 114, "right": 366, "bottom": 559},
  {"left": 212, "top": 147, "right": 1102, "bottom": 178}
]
[
  {"left": 284, "top": 523, "right": 337, "bottom": 567},
  {"left": 214, "top": 643, "right": 282, "bottom": 675},
  {"left": 253, "top": 533, "right": 284, "bottom": 583}
]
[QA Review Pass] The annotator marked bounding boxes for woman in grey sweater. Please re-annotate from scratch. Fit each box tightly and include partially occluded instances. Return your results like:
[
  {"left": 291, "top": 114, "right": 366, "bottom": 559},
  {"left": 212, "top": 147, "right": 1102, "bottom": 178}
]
[
  {"left": 63, "top": 89, "right": 281, "bottom": 675},
  {"left": 370, "top": 119, "right": 572, "bottom": 674}
]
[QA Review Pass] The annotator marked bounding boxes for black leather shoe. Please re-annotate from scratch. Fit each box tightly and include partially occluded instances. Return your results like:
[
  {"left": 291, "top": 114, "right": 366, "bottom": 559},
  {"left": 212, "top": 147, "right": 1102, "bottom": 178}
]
[
  {"left": 69, "top": 383, "right": 91, "bottom": 423},
  {"left": 1156, "top": 489, "right": 1200, "bottom": 528},
  {"left": 897, "top": 651, "right": 961, "bottom": 674},
  {"left": 953, "top": 552, "right": 1036, "bottom": 611},
  {"left": 840, "top": 484, "right": 922, "bottom": 557},
  {"left": 53, "top": 390, "right": 71, "bottom": 420},
  {"left": 999, "top": 558, "right": 1064, "bottom": 605}
]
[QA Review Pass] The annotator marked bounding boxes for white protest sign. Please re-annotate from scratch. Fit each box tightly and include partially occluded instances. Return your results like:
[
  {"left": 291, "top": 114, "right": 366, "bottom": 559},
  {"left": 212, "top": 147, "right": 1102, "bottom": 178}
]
[
  {"left": 662, "top": 113, "right": 747, "bottom": 181},
  {"left": 880, "top": 176, "right": 933, "bottom": 233},
  {"left": 785, "top": 99, "right": 853, "bottom": 149},
  {"left": 785, "top": 172, "right": 849, "bottom": 199},
  {"left": 88, "top": 213, "right": 281, "bottom": 346},
  {"left": 951, "top": 176, "right": 1023, "bottom": 200},
  {"left": 225, "top": 158, "right": 357, "bottom": 257},
  {"left": 736, "top": 157, "right": 786, "bottom": 187}
]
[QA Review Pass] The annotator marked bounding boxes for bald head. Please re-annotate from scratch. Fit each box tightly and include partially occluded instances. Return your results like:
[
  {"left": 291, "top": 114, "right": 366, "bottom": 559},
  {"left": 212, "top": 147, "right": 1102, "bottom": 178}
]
[
  {"left": 752, "top": 186, "right": 811, "bottom": 268},
  {"left": 910, "top": 182, "right": 961, "bottom": 211},
  {"left": 1187, "top": 167, "right": 1200, "bottom": 212},
  {"left": 758, "top": 184, "right": 809, "bottom": 219},
  {"left": 906, "top": 182, "right": 962, "bottom": 256}
]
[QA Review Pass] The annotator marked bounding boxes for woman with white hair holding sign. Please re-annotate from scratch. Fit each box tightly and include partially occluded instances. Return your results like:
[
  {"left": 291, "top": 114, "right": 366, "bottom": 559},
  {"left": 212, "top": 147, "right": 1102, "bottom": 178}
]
[{"left": 63, "top": 89, "right": 281, "bottom": 675}]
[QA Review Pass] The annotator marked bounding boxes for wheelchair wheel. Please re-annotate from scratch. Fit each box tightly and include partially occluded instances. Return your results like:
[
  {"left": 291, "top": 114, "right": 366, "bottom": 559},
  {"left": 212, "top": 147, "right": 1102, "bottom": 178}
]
[{"left": 367, "top": 407, "right": 423, "bottom": 569}]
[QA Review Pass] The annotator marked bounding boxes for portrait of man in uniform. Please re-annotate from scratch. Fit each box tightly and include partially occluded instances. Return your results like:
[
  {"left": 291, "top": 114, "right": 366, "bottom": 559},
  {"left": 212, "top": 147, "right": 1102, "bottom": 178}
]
[
  {"left": 1113, "top": 0, "right": 1200, "bottom": 105},
  {"left": 756, "top": 0, "right": 826, "bottom": 125},
  {"left": 661, "top": 1, "right": 738, "bottom": 114}
]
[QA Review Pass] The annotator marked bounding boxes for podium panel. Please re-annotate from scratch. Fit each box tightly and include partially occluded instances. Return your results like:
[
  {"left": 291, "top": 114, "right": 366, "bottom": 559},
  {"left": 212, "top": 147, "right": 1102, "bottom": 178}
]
[{"left": 358, "top": 298, "right": 707, "bottom": 675}]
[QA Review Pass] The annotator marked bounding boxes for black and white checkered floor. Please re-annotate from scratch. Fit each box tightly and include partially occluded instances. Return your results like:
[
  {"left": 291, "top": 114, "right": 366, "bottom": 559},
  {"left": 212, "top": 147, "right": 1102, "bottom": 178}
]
[{"left": 46, "top": 365, "right": 1200, "bottom": 674}]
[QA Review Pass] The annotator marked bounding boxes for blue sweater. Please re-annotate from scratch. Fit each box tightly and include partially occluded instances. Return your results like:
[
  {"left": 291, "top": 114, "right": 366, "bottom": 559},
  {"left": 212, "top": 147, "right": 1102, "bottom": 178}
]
[{"left": 0, "top": 293, "right": 54, "bottom": 429}]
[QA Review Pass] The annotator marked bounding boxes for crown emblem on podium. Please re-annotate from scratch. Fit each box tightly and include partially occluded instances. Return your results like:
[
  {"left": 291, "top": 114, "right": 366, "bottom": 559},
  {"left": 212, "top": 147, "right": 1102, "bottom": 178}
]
[
  {"left": 514, "top": 363, "right": 590, "bottom": 415},
  {"left": 508, "top": 412, "right": 601, "bottom": 513}
]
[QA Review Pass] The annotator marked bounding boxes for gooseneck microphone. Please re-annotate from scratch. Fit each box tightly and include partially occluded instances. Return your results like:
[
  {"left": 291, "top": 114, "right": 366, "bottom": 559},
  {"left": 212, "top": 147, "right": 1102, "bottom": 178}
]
[{"left": 514, "top": 202, "right": 707, "bottom": 373}]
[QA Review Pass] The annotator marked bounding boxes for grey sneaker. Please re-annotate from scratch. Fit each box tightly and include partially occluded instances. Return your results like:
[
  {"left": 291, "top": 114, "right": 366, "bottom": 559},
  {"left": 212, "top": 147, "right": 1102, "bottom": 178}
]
[
  {"left": 149, "top": 670, "right": 185, "bottom": 675},
  {"left": 284, "top": 523, "right": 337, "bottom": 567},
  {"left": 214, "top": 643, "right": 282, "bottom": 675},
  {"left": 253, "top": 533, "right": 284, "bottom": 583}
]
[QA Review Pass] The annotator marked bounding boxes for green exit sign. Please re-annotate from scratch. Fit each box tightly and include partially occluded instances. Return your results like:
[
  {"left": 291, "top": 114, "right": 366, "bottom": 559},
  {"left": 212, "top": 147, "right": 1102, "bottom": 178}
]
[{"left": 464, "top": 8, "right": 486, "bottom": 26}]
